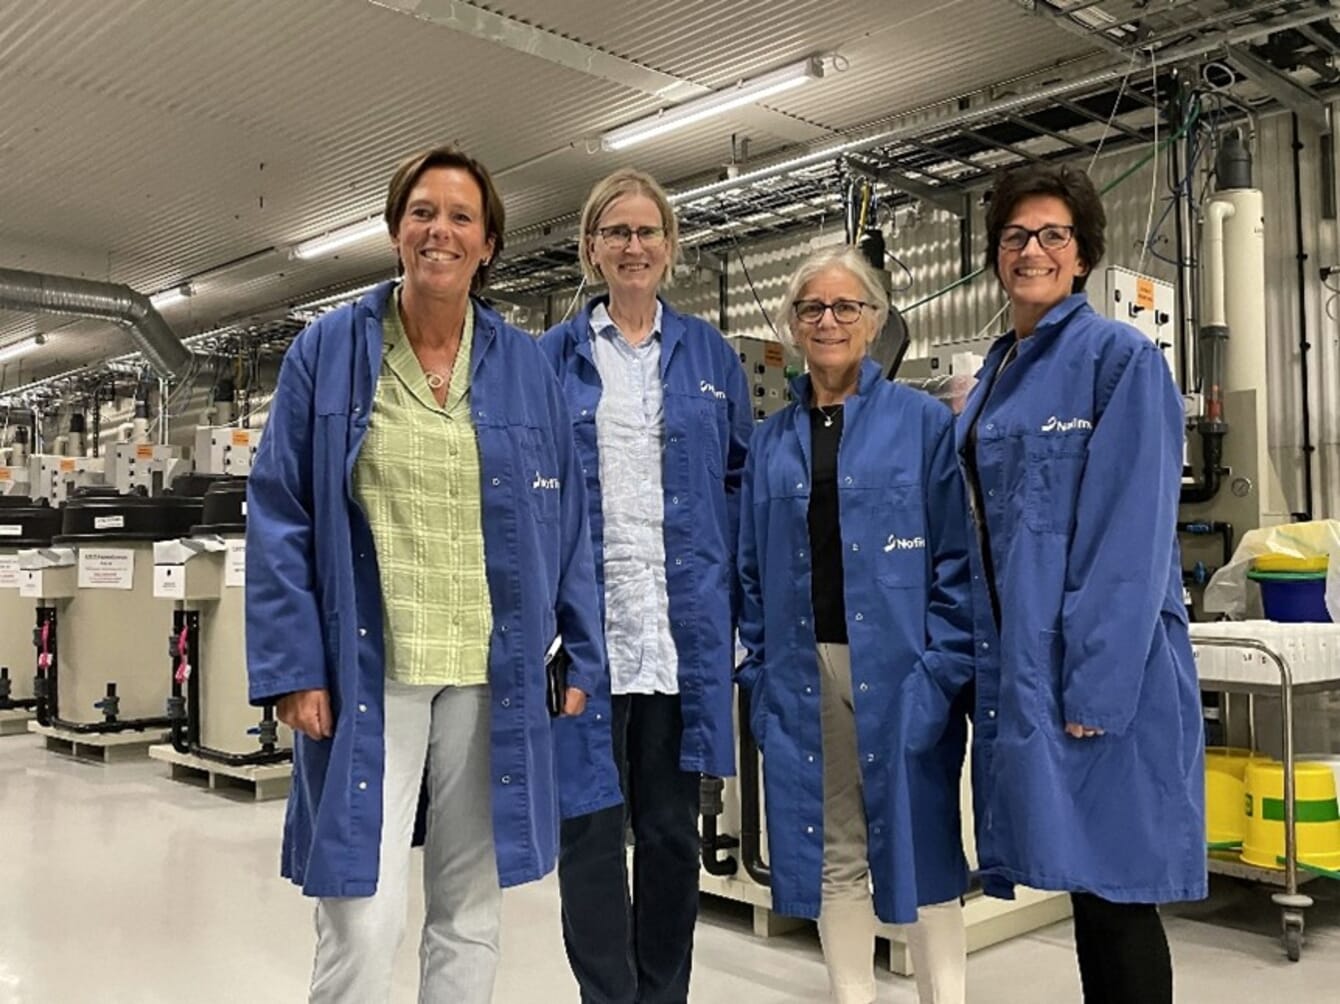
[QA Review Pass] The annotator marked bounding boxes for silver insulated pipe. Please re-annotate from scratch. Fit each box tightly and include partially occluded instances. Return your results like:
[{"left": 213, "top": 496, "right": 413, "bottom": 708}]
[{"left": 0, "top": 267, "right": 193, "bottom": 379}]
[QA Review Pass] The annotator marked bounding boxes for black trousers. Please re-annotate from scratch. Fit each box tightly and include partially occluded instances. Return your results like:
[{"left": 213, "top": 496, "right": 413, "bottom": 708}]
[
  {"left": 1071, "top": 893, "right": 1173, "bottom": 1004},
  {"left": 558, "top": 694, "right": 702, "bottom": 1004}
]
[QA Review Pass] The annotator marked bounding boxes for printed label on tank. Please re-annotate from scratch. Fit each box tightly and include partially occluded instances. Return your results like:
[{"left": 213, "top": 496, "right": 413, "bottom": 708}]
[
  {"left": 19, "top": 570, "right": 43, "bottom": 598},
  {"left": 225, "top": 539, "right": 246, "bottom": 588},
  {"left": 59, "top": 459, "right": 76, "bottom": 473},
  {"left": 231, "top": 429, "right": 252, "bottom": 447},
  {"left": 0, "top": 524, "right": 21, "bottom": 537},
  {"left": 135, "top": 445, "right": 155, "bottom": 460},
  {"left": 0, "top": 555, "right": 21, "bottom": 589},
  {"left": 77, "top": 548, "right": 135, "bottom": 590},
  {"left": 0, "top": 468, "right": 11, "bottom": 481},
  {"left": 93, "top": 515, "right": 126, "bottom": 530},
  {"left": 153, "top": 565, "right": 185, "bottom": 600}
]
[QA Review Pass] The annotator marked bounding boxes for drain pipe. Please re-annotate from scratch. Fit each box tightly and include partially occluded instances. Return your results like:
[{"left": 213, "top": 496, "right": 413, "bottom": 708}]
[{"left": 0, "top": 268, "right": 193, "bottom": 380}]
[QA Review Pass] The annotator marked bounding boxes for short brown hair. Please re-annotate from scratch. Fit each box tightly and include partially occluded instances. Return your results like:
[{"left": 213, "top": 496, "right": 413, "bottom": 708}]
[
  {"left": 578, "top": 169, "right": 680, "bottom": 285},
  {"left": 984, "top": 163, "right": 1105, "bottom": 294},
  {"left": 384, "top": 146, "right": 506, "bottom": 292}
]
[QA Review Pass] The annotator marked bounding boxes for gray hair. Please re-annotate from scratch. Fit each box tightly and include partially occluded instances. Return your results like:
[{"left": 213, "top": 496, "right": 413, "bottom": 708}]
[{"left": 774, "top": 245, "right": 891, "bottom": 350}]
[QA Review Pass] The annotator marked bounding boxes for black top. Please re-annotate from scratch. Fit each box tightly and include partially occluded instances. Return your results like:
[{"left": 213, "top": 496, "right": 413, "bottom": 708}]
[{"left": 807, "top": 404, "right": 847, "bottom": 644}]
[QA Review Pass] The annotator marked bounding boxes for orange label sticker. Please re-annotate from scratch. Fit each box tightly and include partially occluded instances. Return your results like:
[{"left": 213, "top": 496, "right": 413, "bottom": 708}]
[
  {"left": 231, "top": 429, "right": 251, "bottom": 447},
  {"left": 59, "top": 459, "right": 76, "bottom": 472},
  {"left": 0, "top": 469, "right": 10, "bottom": 481},
  {"left": 764, "top": 343, "right": 784, "bottom": 367},
  {"left": 1135, "top": 277, "right": 1155, "bottom": 311},
  {"left": 135, "top": 445, "right": 155, "bottom": 460}
]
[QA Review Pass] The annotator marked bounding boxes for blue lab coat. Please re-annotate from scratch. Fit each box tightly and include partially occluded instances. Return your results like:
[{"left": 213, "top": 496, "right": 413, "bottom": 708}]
[
  {"left": 245, "top": 282, "right": 619, "bottom": 898},
  {"left": 957, "top": 294, "right": 1206, "bottom": 904},
  {"left": 737, "top": 358, "right": 976, "bottom": 924},
  {"left": 539, "top": 297, "right": 752, "bottom": 779}
]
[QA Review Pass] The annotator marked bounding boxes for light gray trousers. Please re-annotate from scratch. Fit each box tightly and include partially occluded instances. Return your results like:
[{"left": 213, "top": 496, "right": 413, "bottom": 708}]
[
  {"left": 310, "top": 680, "right": 501, "bottom": 1004},
  {"left": 815, "top": 643, "right": 967, "bottom": 1004}
]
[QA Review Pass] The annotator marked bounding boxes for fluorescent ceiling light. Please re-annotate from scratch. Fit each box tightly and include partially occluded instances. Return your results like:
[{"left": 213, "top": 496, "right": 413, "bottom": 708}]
[
  {"left": 0, "top": 338, "right": 39, "bottom": 365},
  {"left": 291, "top": 216, "right": 387, "bottom": 260},
  {"left": 601, "top": 58, "right": 824, "bottom": 152},
  {"left": 150, "top": 283, "right": 194, "bottom": 310}
]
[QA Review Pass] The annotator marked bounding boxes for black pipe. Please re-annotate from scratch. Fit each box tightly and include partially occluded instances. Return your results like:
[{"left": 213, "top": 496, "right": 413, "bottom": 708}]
[
  {"left": 0, "top": 666, "right": 36, "bottom": 711},
  {"left": 1179, "top": 428, "right": 1226, "bottom": 504},
  {"left": 1290, "top": 114, "right": 1316, "bottom": 519},
  {"left": 33, "top": 605, "right": 174, "bottom": 735},
  {"left": 737, "top": 686, "right": 770, "bottom": 886},
  {"left": 1178, "top": 520, "right": 1235, "bottom": 571},
  {"left": 699, "top": 775, "right": 739, "bottom": 877}
]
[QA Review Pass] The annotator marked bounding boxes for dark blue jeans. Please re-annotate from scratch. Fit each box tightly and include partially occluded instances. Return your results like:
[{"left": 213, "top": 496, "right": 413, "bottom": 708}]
[{"left": 558, "top": 693, "right": 702, "bottom": 1004}]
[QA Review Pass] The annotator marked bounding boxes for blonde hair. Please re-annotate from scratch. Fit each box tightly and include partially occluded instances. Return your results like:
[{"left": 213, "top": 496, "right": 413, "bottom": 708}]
[
  {"left": 578, "top": 169, "right": 680, "bottom": 285},
  {"left": 775, "top": 246, "right": 891, "bottom": 350}
]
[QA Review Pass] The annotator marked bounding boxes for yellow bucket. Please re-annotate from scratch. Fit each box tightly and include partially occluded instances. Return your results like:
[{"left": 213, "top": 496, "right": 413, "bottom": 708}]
[
  {"left": 1251, "top": 554, "right": 1329, "bottom": 574},
  {"left": 1241, "top": 760, "right": 1340, "bottom": 871},
  {"left": 1206, "top": 747, "right": 1263, "bottom": 781}
]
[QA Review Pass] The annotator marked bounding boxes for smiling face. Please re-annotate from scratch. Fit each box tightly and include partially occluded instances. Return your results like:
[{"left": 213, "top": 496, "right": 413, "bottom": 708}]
[
  {"left": 587, "top": 193, "right": 669, "bottom": 301},
  {"left": 793, "top": 266, "right": 878, "bottom": 385},
  {"left": 996, "top": 194, "right": 1088, "bottom": 331},
  {"left": 390, "top": 166, "right": 495, "bottom": 303}
]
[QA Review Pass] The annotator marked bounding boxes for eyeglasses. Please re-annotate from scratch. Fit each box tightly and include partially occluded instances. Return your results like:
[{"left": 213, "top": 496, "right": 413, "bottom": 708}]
[
  {"left": 998, "top": 224, "right": 1075, "bottom": 252},
  {"left": 594, "top": 225, "right": 667, "bottom": 250},
  {"left": 792, "top": 299, "right": 874, "bottom": 325}
]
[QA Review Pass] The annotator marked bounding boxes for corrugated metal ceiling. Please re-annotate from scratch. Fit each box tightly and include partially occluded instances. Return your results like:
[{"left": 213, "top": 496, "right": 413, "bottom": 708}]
[{"left": 0, "top": 0, "right": 1331, "bottom": 394}]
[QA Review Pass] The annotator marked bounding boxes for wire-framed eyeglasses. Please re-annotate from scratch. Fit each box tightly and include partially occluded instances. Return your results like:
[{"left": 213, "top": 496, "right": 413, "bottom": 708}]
[
  {"left": 998, "top": 224, "right": 1075, "bottom": 252},
  {"left": 792, "top": 299, "right": 875, "bottom": 325},
  {"left": 594, "top": 225, "right": 667, "bottom": 250}
]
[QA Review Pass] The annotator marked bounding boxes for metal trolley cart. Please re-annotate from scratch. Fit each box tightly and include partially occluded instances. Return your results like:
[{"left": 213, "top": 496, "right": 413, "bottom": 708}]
[{"left": 1189, "top": 622, "right": 1340, "bottom": 961}]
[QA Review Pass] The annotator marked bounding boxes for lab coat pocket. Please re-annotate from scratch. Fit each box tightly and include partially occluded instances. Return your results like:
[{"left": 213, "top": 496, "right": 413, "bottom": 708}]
[
  {"left": 697, "top": 399, "right": 726, "bottom": 478},
  {"left": 1023, "top": 439, "right": 1086, "bottom": 535},
  {"left": 1033, "top": 629, "right": 1065, "bottom": 731}
]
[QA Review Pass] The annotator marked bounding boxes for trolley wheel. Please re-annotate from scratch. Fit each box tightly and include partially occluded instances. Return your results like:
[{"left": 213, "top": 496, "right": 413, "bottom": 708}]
[{"left": 1283, "top": 912, "right": 1304, "bottom": 962}]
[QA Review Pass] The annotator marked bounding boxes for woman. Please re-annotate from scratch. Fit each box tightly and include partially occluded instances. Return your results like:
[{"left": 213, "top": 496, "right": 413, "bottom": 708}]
[
  {"left": 737, "top": 245, "right": 976, "bottom": 1004},
  {"left": 958, "top": 162, "right": 1205, "bottom": 1004},
  {"left": 539, "top": 168, "right": 752, "bottom": 1004},
  {"left": 245, "top": 146, "right": 619, "bottom": 1004}
]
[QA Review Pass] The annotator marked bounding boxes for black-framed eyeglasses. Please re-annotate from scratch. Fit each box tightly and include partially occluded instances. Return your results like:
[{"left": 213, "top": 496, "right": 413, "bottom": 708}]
[
  {"left": 792, "top": 299, "right": 874, "bottom": 325},
  {"left": 998, "top": 224, "right": 1075, "bottom": 252},
  {"left": 594, "top": 225, "right": 667, "bottom": 250}
]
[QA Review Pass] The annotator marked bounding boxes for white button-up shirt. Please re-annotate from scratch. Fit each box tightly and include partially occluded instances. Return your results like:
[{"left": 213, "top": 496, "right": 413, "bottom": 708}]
[{"left": 590, "top": 302, "right": 679, "bottom": 695}]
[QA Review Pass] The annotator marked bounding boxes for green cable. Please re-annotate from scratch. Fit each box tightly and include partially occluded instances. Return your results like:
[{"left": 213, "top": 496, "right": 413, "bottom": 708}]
[{"left": 900, "top": 103, "right": 1201, "bottom": 316}]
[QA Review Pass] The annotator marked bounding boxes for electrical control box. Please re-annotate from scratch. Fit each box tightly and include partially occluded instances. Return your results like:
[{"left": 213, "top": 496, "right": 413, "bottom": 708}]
[
  {"left": 194, "top": 425, "right": 262, "bottom": 476},
  {"left": 106, "top": 443, "right": 188, "bottom": 496},
  {"left": 1104, "top": 266, "right": 1177, "bottom": 378},
  {"left": 729, "top": 335, "right": 792, "bottom": 422},
  {"left": 27, "top": 455, "right": 106, "bottom": 505}
]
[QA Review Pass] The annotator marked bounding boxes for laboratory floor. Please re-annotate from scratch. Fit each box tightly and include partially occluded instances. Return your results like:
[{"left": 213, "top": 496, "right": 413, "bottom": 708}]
[{"left": 3, "top": 732, "right": 1338, "bottom": 1004}]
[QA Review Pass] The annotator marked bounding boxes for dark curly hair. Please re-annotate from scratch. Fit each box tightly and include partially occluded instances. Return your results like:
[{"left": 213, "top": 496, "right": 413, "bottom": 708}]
[{"left": 984, "top": 163, "right": 1105, "bottom": 294}]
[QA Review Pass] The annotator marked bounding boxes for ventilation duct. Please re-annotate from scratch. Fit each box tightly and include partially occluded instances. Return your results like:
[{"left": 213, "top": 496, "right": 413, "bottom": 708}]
[{"left": 0, "top": 267, "right": 193, "bottom": 379}]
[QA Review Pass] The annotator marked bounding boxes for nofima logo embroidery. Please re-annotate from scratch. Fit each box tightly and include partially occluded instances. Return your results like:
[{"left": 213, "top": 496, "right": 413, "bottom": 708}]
[
  {"left": 1040, "top": 415, "right": 1093, "bottom": 433},
  {"left": 699, "top": 380, "right": 727, "bottom": 400},
  {"left": 883, "top": 535, "right": 926, "bottom": 552},
  {"left": 532, "top": 472, "right": 560, "bottom": 490}
]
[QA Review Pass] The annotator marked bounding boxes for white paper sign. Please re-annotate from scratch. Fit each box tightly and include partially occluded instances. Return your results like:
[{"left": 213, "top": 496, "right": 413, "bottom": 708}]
[
  {"left": 0, "top": 555, "right": 21, "bottom": 589},
  {"left": 77, "top": 548, "right": 135, "bottom": 590},
  {"left": 154, "top": 565, "right": 186, "bottom": 599},
  {"left": 93, "top": 515, "right": 126, "bottom": 530},
  {"left": 0, "top": 524, "right": 21, "bottom": 537},
  {"left": 19, "top": 570, "right": 43, "bottom": 598},
  {"left": 225, "top": 540, "right": 246, "bottom": 588}
]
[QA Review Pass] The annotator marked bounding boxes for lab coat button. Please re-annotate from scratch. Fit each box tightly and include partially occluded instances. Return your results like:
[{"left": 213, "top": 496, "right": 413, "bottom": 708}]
[
  {"left": 358, "top": 627, "right": 367, "bottom": 637},
  {"left": 866, "top": 753, "right": 875, "bottom": 763},
  {"left": 807, "top": 754, "right": 815, "bottom": 763},
  {"left": 491, "top": 478, "right": 500, "bottom": 486},
  {"left": 501, "top": 698, "right": 511, "bottom": 708},
  {"left": 799, "top": 617, "right": 808, "bottom": 626},
  {"left": 798, "top": 550, "right": 806, "bottom": 559},
  {"left": 501, "top": 775, "right": 511, "bottom": 785},
  {"left": 988, "top": 709, "right": 997, "bottom": 719},
  {"left": 858, "top": 682, "right": 869, "bottom": 692},
  {"left": 851, "top": 543, "right": 859, "bottom": 552},
  {"left": 357, "top": 781, "right": 368, "bottom": 791},
  {"left": 981, "top": 642, "right": 990, "bottom": 651},
  {"left": 854, "top": 612, "right": 863, "bottom": 622},
  {"left": 671, "top": 496, "right": 679, "bottom": 504},
  {"left": 358, "top": 704, "right": 367, "bottom": 713},
  {"left": 804, "top": 686, "right": 813, "bottom": 695},
  {"left": 988, "top": 489, "right": 996, "bottom": 497},
  {"left": 806, "top": 825, "right": 815, "bottom": 835},
  {"left": 844, "top": 476, "right": 853, "bottom": 486}
]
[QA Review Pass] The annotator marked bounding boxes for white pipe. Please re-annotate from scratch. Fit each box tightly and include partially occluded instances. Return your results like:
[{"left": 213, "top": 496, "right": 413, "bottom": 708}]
[{"left": 1202, "top": 199, "right": 1236, "bottom": 328}]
